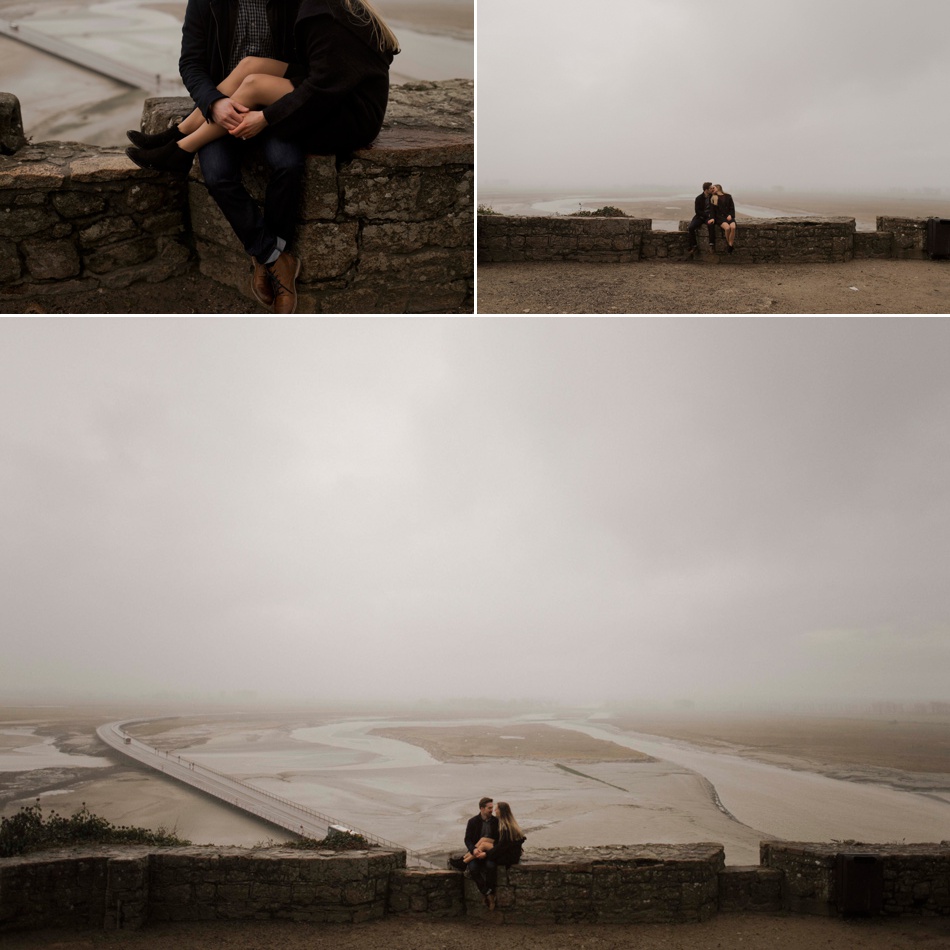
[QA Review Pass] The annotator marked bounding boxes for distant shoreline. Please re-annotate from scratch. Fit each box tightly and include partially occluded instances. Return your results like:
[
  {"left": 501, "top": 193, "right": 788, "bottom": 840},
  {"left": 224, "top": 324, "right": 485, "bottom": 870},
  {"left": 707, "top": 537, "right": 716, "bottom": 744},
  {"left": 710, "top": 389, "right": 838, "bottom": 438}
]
[{"left": 478, "top": 189, "right": 950, "bottom": 234}]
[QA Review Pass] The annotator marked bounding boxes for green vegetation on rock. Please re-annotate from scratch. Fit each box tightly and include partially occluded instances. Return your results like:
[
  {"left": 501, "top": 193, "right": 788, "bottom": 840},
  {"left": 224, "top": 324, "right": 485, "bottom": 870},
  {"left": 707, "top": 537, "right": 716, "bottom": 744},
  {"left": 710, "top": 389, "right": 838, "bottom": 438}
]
[
  {"left": 285, "top": 828, "right": 371, "bottom": 851},
  {"left": 0, "top": 802, "right": 190, "bottom": 857},
  {"left": 569, "top": 206, "right": 628, "bottom": 217}
]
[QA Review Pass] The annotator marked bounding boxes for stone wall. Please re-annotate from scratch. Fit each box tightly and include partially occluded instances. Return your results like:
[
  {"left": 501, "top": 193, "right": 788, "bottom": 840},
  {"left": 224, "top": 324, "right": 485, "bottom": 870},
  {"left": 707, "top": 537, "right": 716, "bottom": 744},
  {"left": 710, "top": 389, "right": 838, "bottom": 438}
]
[
  {"left": 1, "top": 80, "right": 473, "bottom": 313},
  {"left": 0, "top": 845, "right": 404, "bottom": 933},
  {"left": 476, "top": 215, "right": 652, "bottom": 263},
  {"left": 0, "top": 142, "right": 191, "bottom": 296},
  {"left": 387, "top": 868, "right": 463, "bottom": 918},
  {"left": 761, "top": 842, "right": 950, "bottom": 917},
  {"left": 4, "top": 841, "right": 949, "bottom": 934},
  {"left": 478, "top": 213, "right": 936, "bottom": 264},
  {"left": 717, "top": 866, "right": 783, "bottom": 914},
  {"left": 472, "top": 844, "right": 724, "bottom": 924}
]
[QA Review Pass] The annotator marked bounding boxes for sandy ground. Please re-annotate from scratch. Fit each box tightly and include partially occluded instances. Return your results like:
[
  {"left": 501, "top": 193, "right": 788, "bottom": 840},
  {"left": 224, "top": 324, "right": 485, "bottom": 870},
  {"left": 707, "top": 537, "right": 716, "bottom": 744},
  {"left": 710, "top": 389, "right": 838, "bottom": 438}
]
[
  {"left": 476, "top": 259, "right": 950, "bottom": 314},
  {"left": 0, "top": 274, "right": 266, "bottom": 316},
  {"left": 5, "top": 915, "right": 950, "bottom": 950}
]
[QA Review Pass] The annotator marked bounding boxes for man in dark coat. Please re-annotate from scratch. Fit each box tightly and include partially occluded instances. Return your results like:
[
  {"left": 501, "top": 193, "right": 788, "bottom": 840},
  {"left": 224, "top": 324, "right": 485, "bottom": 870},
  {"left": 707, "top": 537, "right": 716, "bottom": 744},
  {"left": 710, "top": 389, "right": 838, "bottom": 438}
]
[
  {"left": 448, "top": 796, "right": 498, "bottom": 871},
  {"left": 686, "top": 181, "right": 716, "bottom": 257},
  {"left": 178, "top": 0, "right": 304, "bottom": 309}
]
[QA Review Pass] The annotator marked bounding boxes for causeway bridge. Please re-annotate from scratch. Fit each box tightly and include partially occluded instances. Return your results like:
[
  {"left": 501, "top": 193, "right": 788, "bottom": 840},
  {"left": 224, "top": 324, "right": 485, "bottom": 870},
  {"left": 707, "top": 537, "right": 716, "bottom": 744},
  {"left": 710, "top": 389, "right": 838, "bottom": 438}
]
[
  {"left": 0, "top": 19, "right": 182, "bottom": 95},
  {"left": 96, "top": 720, "right": 435, "bottom": 868}
]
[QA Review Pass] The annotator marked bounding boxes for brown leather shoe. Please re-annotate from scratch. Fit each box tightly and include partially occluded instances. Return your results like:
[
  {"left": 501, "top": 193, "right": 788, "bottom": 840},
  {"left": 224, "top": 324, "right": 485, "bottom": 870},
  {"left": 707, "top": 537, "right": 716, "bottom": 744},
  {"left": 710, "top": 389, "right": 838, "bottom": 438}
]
[
  {"left": 251, "top": 260, "right": 275, "bottom": 308},
  {"left": 267, "top": 252, "right": 301, "bottom": 315}
]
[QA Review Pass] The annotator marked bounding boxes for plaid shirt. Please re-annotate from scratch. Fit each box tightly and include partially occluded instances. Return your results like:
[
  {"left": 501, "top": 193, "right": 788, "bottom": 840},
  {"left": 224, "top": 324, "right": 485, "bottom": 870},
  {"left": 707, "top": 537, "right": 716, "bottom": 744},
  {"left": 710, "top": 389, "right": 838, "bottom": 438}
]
[{"left": 228, "top": 0, "right": 276, "bottom": 71}]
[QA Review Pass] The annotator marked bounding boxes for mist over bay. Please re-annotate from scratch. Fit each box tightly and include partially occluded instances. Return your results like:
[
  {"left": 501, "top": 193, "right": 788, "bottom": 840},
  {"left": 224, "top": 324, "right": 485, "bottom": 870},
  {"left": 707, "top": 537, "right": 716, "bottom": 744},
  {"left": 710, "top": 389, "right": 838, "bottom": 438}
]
[
  {"left": 478, "top": 0, "right": 950, "bottom": 197},
  {"left": 2, "top": 319, "right": 949, "bottom": 711}
]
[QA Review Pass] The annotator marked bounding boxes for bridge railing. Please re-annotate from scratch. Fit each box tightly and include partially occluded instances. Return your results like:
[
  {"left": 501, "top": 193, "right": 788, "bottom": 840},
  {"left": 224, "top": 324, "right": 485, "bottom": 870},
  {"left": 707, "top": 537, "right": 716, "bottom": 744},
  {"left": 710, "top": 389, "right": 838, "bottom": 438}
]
[{"left": 101, "top": 721, "right": 436, "bottom": 868}]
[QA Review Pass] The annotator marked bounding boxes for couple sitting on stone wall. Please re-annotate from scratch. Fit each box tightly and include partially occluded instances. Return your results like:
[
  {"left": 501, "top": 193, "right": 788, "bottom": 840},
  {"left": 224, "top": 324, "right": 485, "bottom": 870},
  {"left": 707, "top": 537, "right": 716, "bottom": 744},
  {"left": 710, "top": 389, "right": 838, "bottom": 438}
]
[
  {"left": 686, "top": 182, "right": 738, "bottom": 258},
  {"left": 448, "top": 797, "right": 526, "bottom": 911},
  {"left": 126, "top": 0, "right": 399, "bottom": 313}
]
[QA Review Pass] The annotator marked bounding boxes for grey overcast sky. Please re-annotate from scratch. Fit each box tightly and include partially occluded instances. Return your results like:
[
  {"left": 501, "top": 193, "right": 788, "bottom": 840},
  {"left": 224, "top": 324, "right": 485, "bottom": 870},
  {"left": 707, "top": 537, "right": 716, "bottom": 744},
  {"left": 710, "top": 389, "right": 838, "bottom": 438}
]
[
  {"left": 2, "top": 319, "right": 949, "bottom": 710},
  {"left": 478, "top": 0, "right": 950, "bottom": 193}
]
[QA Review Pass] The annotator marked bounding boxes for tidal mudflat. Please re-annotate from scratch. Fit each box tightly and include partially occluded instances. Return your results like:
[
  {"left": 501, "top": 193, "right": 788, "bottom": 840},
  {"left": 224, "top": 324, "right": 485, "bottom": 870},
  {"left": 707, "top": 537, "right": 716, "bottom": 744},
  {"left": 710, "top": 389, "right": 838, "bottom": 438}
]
[{"left": 3, "top": 706, "right": 949, "bottom": 865}]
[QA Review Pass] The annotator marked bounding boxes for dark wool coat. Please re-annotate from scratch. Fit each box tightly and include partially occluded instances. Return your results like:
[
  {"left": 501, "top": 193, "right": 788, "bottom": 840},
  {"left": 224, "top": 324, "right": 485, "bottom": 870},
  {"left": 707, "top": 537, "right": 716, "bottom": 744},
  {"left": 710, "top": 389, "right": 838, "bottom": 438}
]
[
  {"left": 179, "top": 0, "right": 300, "bottom": 119},
  {"left": 708, "top": 192, "right": 736, "bottom": 224},
  {"left": 490, "top": 831, "right": 526, "bottom": 867},
  {"left": 464, "top": 813, "right": 499, "bottom": 853},
  {"left": 262, "top": 0, "right": 395, "bottom": 152}
]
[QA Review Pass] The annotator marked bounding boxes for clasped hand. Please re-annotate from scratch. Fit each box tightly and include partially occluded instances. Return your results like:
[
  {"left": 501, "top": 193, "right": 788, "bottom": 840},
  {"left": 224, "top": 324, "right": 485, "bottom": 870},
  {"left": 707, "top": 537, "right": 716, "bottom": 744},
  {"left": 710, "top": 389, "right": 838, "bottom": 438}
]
[
  {"left": 210, "top": 98, "right": 268, "bottom": 140},
  {"left": 210, "top": 97, "right": 248, "bottom": 130},
  {"left": 230, "top": 111, "right": 268, "bottom": 140}
]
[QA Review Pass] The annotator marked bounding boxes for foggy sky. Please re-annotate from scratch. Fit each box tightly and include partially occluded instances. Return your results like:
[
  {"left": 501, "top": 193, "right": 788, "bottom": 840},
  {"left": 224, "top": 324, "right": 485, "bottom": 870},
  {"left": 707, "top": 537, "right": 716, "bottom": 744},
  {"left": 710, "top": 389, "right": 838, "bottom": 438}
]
[
  {"left": 2, "top": 319, "right": 949, "bottom": 709},
  {"left": 478, "top": 0, "right": 950, "bottom": 193}
]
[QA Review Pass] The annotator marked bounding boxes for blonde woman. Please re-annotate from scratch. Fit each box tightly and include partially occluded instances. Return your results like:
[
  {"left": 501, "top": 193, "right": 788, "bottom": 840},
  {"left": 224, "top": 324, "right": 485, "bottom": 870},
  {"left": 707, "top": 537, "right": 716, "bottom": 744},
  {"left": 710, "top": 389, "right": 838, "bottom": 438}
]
[
  {"left": 707, "top": 184, "right": 738, "bottom": 253},
  {"left": 469, "top": 801, "right": 526, "bottom": 910},
  {"left": 126, "top": 0, "right": 399, "bottom": 312}
]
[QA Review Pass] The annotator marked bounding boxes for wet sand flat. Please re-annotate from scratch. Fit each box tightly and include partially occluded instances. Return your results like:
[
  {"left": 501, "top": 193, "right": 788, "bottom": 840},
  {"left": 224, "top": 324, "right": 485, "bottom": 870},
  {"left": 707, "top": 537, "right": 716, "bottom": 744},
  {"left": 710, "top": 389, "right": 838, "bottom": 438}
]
[
  {"left": 612, "top": 713, "right": 950, "bottom": 775},
  {"left": 0, "top": 0, "right": 472, "bottom": 143},
  {"left": 3, "top": 707, "right": 950, "bottom": 866},
  {"left": 372, "top": 722, "right": 653, "bottom": 762}
]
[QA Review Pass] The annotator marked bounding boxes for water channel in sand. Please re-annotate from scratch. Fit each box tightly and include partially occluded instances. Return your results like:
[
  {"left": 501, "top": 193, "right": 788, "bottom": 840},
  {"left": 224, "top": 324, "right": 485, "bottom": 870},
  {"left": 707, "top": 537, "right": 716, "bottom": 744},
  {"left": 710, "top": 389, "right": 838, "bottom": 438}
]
[
  {"left": 172, "top": 717, "right": 950, "bottom": 863},
  {"left": 554, "top": 721, "right": 950, "bottom": 844},
  {"left": 0, "top": 726, "right": 111, "bottom": 772}
]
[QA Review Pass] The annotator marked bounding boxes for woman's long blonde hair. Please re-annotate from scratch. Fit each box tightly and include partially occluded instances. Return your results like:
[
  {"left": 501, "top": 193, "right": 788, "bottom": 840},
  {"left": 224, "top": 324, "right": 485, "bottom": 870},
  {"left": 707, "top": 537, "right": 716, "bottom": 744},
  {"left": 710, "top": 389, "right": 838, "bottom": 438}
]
[
  {"left": 341, "top": 0, "right": 400, "bottom": 53},
  {"left": 496, "top": 802, "right": 524, "bottom": 840}
]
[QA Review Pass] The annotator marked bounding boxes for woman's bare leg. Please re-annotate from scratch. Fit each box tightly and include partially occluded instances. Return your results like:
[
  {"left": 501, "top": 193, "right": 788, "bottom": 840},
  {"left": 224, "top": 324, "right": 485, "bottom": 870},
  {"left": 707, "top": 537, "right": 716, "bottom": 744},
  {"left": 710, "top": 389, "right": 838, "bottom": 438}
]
[
  {"left": 177, "top": 73, "right": 296, "bottom": 152},
  {"left": 176, "top": 58, "right": 289, "bottom": 136}
]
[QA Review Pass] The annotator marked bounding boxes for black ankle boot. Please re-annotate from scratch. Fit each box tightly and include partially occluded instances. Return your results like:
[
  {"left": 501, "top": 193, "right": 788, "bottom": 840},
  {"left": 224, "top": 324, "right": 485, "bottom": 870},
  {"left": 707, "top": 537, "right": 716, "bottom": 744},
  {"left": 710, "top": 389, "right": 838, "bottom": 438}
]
[
  {"left": 126, "top": 140, "right": 195, "bottom": 176},
  {"left": 126, "top": 126, "right": 183, "bottom": 149}
]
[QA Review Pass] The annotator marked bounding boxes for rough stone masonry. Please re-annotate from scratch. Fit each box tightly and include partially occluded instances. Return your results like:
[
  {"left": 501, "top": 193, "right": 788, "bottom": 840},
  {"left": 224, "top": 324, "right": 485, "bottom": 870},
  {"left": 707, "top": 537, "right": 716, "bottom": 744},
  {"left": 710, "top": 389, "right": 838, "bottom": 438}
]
[{"left": 0, "top": 81, "right": 473, "bottom": 313}]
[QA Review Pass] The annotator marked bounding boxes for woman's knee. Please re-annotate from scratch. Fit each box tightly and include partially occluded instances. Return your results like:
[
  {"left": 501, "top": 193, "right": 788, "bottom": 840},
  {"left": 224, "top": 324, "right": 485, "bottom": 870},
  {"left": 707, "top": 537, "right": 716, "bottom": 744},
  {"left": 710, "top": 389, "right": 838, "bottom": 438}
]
[
  {"left": 236, "top": 73, "right": 262, "bottom": 96},
  {"left": 235, "top": 56, "right": 268, "bottom": 76}
]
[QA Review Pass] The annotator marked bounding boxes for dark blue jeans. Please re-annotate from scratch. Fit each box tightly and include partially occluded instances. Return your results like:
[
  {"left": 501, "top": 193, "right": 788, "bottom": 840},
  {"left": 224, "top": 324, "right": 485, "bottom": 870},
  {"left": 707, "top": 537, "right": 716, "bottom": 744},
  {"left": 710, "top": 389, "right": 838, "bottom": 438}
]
[
  {"left": 468, "top": 858, "right": 497, "bottom": 896},
  {"left": 198, "top": 132, "right": 306, "bottom": 264},
  {"left": 687, "top": 213, "right": 717, "bottom": 249}
]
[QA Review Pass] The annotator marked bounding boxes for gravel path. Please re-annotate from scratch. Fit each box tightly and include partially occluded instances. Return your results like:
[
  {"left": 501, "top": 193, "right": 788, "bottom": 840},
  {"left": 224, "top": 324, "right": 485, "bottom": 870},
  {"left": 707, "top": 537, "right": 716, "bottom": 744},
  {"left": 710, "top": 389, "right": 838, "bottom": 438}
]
[
  {"left": 477, "top": 259, "right": 950, "bottom": 314},
  {"left": 6, "top": 915, "right": 950, "bottom": 949}
]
